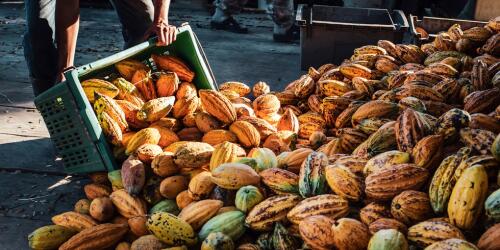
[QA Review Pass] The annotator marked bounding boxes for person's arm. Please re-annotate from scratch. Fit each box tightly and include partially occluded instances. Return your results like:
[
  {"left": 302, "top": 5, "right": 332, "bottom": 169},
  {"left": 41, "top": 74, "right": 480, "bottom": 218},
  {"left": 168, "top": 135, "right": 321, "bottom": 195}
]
[
  {"left": 146, "top": 0, "right": 176, "bottom": 46},
  {"left": 55, "top": 0, "right": 80, "bottom": 82}
]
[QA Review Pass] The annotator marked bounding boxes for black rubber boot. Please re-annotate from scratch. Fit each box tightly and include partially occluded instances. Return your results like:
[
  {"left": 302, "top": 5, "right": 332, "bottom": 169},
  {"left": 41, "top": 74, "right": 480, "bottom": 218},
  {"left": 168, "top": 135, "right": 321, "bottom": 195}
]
[
  {"left": 273, "top": 24, "right": 300, "bottom": 43},
  {"left": 210, "top": 17, "right": 248, "bottom": 34}
]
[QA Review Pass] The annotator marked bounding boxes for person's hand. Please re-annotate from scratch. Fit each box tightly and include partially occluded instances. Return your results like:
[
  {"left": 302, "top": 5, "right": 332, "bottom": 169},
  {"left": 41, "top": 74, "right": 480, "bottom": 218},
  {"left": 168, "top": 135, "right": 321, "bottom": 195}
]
[
  {"left": 56, "top": 70, "right": 66, "bottom": 83},
  {"left": 144, "top": 20, "right": 177, "bottom": 46}
]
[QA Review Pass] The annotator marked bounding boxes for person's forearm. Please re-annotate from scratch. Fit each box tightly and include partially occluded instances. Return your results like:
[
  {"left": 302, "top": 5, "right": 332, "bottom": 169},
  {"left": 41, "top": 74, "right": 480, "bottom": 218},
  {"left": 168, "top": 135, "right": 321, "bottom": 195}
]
[
  {"left": 56, "top": 0, "right": 80, "bottom": 74},
  {"left": 154, "top": 0, "right": 170, "bottom": 24}
]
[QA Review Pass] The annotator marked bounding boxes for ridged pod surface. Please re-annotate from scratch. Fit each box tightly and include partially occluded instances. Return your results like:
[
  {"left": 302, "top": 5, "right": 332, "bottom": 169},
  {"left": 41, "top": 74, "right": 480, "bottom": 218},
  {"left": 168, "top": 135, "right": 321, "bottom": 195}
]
[
  {"left": 210, "top": 163, "right": 261, "bottom": 190},
  {"left": 253, "top": 94, "right": 280, "bottom": 117},
  {"left": 125, "top": 127, "right": 161, "bottom": 155},
  {"left": 248, "top": 147, "right": 278, "bottom": 171},
  {"left": 407, "top": 220, "right": 464, "bottom": 248},
  {"left": 351, "top": 100, "right": 400, "bottom": 126},
  {"left": 178, "top": 199, "right": 223, "bottom": 230},
  {"left": 478, "top": 223, "right": 500, "bottom": 250},
  {"left": 146, "top": 212, "right": 197, "bottom": 246},
  {"left": 130, "top": 235, "right": 167, "bottom": 250},
  {"left": 395, "top": 108, "right": 434, "bottom": 153},
  {"left": 434, "top": 109, "right": 471, "bottom": 141},
  {"left": 152, "top": 54, "right": 195, "bottom": 82},
  {"left": 365, "top": 164, "right": 429, "bottom": 200},
  {"left": 112, "top": 77, "right": 145, "bottom": 107},
  {"left": 115, "top": 59, "right": 148, "bottom": 80},
  {"left": 59, "top": 223, "right": 128, "bottom": 250},
  {"left": 368, "top": 229, "right": 408, "bottom": 250},
  {"left": 83, "top": 183, "right": 111, "bottom": 200},
  {"left": 209, "top": 142, "right": 246, "bottom": 171},
  {"left": 340, "top": 63, "right": 372, "bottom": 79},
  {"left": 131, "top": 69, "right": 156, "bottom": 101},
  {"left": 287, "top": 194, "right": 349, "bottom": 224},
  {"left": 485, "top": 189, "right": 500, "bottom": 221},
  {"left": 369, "top": 218, "right": 408, "bottom": 235},
  {"left": 198, "top": 210, "right": 246, "bottom": 241},
  {"left": 272, "top": 222, "right": 299, "bottom": 250},
  {"left": 412, "top": 135, "right": 444, "bottom": 170},
  {"left": 331, "top": 218, "right": 371, "bottom": 250},
  {"left": 235, "top": 185, "right": 264, "bottom": 213},
  {"left": 136, "top": 96, "right": 175, "bottom": 122},
  {"left": 353, "top": 121, "right": 398, "bottom": 159},
  {"left": 391, "top": 190, "right": 432, "bottom": 225},
  {"left": 173, "top": 142, "right": 214, "bottom": 169},
  {"left": 220, "top": 81, "right": 250, "bottom": 96},
  {"left": 229, "top": 120, "right": 261, "bottom": 148},
  {"left": 238, "top": 116, "right": 277, "bottom": 139},
  {"left": 81, "top": 79, "right": 119, "bottom": 103},
  {"left": 201, "top": 232, "right": 235, "bottom": 250},
  {"left": 28, "top": 225, "right": 77, "bottom": 250},
  {"left": 425, "top": 238, "right": 478, "bottom": 250},
  {"left": 448, "top": 165, "right": 488, "bottom": 230},
  {"left": 492, "top": 133, "right": 500, "bottom": 161},
  {"left": 363, "top": 150, "right": 410, "bottom": 176},
  {"left": 281, "top": 148, "right": 313, "bottom": 174},
  {"left": 156, "top": 71, "right": 179, "bottom": 97},
  {"left": 325, "top": 165, "right": 363, "bottom": 201},
  {"left": 360, "top": 202, "right": 391, "bottom": 225},
  {"left": 460, "top": 128, "right": 496, "bottom": 155},
  {"left": 199, "top": 90, "right": 237, "bottom": 124},
  {"left": 188, "top": 171, "right": 215, "bottom": 200},
  {"left": 245, "top": 194, "right": 301, "bottom": 231},
  {"left": 429, "top": 147, "right": 471, "bottom": 214},
  {"left": 51, "top": 211, "right": 97, "bottom": 232},
  {"left": 109, "top": 189, "right": 147, "bottom": 218},
  {"left": 277, "top": 108, "right": 299, "bottom": 133},
  {"left": 259, "top": 168, "right": 299, "bottom": 194},
  {"left": 202, "top": 129, "right": 238, "bottom": 146},
  {"left": 293, "top": 75, "right": 316, "bottom": 98},
  {"left": 299, "top": 151, "right": 328, "bottom": 197},
  {"left": 93, "top": 93, "right": 128, "bottom": 131},
  {"left": 299, "top": 215, "right": 336, "bottom": 250}
]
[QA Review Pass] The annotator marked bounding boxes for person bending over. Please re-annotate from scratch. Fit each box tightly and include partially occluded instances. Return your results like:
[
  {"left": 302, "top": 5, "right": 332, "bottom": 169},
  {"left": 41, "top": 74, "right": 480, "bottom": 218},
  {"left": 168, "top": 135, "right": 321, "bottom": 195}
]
[{"left": 24, "top": 0, "right": 177, "bottom": 96}]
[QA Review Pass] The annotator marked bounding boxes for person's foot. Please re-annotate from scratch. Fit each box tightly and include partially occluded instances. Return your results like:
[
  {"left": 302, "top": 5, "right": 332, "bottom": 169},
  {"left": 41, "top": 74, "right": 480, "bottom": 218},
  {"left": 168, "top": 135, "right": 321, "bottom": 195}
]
[
  {"left": 273, "top": 24, "right": 300, "bottom": 43},
  {"left": 210, "top": 17, "right": 248, "bottom": 34}
]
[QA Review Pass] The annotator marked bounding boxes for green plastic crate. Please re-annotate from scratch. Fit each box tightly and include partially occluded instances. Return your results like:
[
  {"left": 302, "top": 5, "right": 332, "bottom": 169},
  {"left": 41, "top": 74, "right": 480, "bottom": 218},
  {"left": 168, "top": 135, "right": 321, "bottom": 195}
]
[{"left": 34, "top": 25, "right": 216, "bottom": 174}]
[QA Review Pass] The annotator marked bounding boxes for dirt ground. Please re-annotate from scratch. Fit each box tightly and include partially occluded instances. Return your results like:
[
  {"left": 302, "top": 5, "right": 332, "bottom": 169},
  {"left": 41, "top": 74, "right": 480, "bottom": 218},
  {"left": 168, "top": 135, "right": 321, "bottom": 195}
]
[{"left": 0, "top": 1, "right": 301, "bottom": 248}]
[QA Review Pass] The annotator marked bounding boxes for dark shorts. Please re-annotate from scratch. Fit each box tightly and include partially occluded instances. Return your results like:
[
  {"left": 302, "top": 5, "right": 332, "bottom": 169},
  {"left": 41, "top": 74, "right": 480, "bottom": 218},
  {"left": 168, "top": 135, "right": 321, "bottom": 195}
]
[{"left": 24, "top": 0, "right": 154, "bottom": 96}]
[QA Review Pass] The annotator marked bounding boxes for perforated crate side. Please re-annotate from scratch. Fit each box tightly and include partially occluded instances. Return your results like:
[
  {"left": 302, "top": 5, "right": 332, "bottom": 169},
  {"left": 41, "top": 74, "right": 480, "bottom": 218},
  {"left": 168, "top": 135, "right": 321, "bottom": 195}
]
[{"left": 35, "top": 83, "right": 109, "bottom": 173}]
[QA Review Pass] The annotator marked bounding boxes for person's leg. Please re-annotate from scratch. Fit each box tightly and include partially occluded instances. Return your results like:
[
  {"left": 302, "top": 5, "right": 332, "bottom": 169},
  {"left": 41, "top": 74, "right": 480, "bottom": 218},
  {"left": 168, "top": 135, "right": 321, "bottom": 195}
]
[
  {"left": 211, "top": 0, "right": 248, "bottom": 33},
  {"left": 269, "top": 0, "right": 297, "bottom": 42},
  {"left": 23, "top": 0, "right": 58, "bottom": 96},
  {"left": 109, "top": 0, "right": 154, "bottom": 49}
]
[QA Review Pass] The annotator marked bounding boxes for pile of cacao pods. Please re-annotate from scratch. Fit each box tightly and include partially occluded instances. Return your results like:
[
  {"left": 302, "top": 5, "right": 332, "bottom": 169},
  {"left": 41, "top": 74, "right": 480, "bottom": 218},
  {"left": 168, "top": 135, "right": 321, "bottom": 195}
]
[{"left": 28, "top": 17, "right": 500, "bottom": 250}]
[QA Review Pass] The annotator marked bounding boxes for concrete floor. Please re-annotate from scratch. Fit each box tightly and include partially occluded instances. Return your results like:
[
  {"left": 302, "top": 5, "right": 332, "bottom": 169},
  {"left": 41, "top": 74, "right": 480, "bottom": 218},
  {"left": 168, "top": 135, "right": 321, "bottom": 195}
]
[{"left": 0, "top": 1, "right": 301, "bottom": 248}]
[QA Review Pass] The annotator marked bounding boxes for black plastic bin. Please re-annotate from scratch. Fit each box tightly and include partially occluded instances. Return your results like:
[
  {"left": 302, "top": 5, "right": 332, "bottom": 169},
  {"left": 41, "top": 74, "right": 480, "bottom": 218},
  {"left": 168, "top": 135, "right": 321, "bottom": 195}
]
[{"left": 297, "top": 5, "right": 408, "bottom": 69}]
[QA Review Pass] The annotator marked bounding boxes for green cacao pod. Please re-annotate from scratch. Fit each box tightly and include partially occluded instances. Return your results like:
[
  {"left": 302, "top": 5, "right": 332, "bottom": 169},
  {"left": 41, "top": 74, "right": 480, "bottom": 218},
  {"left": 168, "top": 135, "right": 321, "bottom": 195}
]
[
  {"left": 198, "top": 210, "right": 246, "bottom": 241},
  {"left": 492, "top": 133, "right": 500, "bottom": 161},
  {"left": 200, "top": 232, "right": 235, "bottom": 250},
  {"left": 485, "top": 188, "right": 500, "bottom": 222},
  {"left": 299, "top": 151, "right": 328, "bottom": 198},
  {"left": 272, "top": 223, "right": 299, "bottom": 250},
  {"left": 149, "top": 199, "right": 180, "bottom": 215},
  {"left": 367, "top": 229, "right": 408, "bottom": 250},
  {"left": 235, "top": 185, "right": 264, "bottom": 213},
  {"left": 429, "top": 147, "right": 471, "bottom": 213}
]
